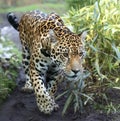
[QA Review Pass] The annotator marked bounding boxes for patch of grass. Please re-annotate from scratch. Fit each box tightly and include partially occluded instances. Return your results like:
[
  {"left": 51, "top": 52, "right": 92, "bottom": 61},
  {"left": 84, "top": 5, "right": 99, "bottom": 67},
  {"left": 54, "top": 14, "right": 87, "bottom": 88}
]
[
  {"left": 94, "top": 102, "right": 120, "bottom": 114},
  {"left": 0, "top": 3, "right": 67, "bottom": 15}
]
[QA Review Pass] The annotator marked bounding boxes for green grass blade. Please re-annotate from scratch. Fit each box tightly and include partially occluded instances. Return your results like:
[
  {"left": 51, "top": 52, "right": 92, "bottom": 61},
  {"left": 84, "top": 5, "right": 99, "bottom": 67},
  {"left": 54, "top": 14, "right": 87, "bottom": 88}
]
[{"left": 62, "top": 93, "right": 73, "bottom": 115}]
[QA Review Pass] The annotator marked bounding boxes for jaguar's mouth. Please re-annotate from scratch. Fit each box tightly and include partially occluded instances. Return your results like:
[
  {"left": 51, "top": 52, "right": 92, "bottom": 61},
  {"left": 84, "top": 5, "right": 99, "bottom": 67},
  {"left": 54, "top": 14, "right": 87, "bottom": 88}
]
[{"left": 65, "top": 74, "right": 78, "bottom": 78}]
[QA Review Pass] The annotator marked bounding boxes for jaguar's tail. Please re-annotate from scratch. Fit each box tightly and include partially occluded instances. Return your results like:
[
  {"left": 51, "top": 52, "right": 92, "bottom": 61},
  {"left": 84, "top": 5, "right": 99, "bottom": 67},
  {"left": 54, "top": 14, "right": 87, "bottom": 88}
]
[{"left": 7, "top": 12, "right": 19, "bottom": 30}]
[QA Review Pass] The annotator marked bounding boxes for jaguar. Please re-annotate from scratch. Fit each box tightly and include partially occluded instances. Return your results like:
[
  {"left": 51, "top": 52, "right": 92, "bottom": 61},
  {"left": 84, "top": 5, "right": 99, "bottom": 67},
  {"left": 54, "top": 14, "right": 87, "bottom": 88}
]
[{"left": 7, "top": 10, "right": 86, "bottom": 114}]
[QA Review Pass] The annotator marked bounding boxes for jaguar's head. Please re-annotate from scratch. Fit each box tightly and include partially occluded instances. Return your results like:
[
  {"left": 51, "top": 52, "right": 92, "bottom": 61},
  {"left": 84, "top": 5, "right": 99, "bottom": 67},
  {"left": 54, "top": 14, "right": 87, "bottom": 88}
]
[{"left": 49, "top": 29, "right": 87, "bottom": 81}]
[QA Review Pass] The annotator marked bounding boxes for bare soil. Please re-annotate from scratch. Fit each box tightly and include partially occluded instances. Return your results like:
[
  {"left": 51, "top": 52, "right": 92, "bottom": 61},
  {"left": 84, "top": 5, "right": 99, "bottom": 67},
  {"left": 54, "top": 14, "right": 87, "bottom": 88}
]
[{"left": 0, "top": 13, "right": 120, "bottom": 121}]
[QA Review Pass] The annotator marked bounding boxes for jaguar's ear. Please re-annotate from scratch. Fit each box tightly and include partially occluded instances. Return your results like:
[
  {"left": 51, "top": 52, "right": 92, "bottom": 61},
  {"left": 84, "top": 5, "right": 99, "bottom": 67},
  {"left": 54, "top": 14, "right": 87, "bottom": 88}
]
[
  {"left": 49, "top": 29, "right": 58, "bottom": 43},
  {"left": 78, "top": 31, "right": 87, "bottom": 43}
]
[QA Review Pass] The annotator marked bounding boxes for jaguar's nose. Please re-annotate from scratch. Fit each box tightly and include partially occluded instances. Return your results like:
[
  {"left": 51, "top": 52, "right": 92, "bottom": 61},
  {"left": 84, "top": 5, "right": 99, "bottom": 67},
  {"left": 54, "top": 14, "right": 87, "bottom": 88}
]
[{"left": 72, "top": 69, "right": 80, "bottom": 74}]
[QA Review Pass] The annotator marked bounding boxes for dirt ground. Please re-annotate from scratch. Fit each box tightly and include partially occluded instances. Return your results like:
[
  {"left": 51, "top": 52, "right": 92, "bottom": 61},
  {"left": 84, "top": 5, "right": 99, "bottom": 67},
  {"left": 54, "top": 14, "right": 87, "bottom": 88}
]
[{"left": 0, "top": 13, "right": 120, "bottom": 121}]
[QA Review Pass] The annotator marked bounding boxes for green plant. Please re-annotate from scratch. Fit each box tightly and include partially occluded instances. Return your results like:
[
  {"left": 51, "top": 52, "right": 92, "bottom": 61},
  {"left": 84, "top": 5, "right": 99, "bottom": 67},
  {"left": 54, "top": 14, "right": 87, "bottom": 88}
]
[
  {"left": 0, "top": 36, "right": 22, "bottom": 104},
  {"left": 61, "top": 0, "right": 120, "bottom": 114},
  {"left": 94, "top": 102, "right": 120, "bottom": 114},
  {"left": 0, "top": 65, "right": 16, "bottom": 104},
  {"left": 66, "top": 0, "right": 96, "bottom": 9},
  {"left": 0, "top": 36, "right": 22, "bottom": 61},
  {"left": 56, "top": 70, "right": 92, "bottom": 115}
]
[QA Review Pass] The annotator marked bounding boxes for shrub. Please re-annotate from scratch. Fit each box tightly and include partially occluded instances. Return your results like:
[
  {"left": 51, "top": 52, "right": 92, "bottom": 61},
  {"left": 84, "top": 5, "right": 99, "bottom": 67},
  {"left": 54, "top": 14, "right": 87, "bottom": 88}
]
[
  {"left": 66, "top": 0, "right": 96, "bottom": 9},
  {"left": 0, "top": 36, "right": 22, "bottom": 104},
  {"left": 60, "top": 0, "right": 120, "bottom": 114}
]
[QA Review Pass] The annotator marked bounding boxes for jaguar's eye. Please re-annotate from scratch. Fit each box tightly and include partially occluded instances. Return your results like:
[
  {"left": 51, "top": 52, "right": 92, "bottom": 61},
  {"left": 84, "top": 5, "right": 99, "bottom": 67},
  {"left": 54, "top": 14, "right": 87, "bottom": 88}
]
[
  {"left": 79, "top": 52, "right": 85, "bottom": 58},
  {"left": 63, "top": 53, "right": 69, "bottom": 57}
]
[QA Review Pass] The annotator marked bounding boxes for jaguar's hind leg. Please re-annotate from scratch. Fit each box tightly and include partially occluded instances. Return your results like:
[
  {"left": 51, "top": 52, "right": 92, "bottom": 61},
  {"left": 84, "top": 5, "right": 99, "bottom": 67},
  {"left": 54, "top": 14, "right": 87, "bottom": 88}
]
[{"left": 21, "top": 46, "right": 33, "bottom": 92}]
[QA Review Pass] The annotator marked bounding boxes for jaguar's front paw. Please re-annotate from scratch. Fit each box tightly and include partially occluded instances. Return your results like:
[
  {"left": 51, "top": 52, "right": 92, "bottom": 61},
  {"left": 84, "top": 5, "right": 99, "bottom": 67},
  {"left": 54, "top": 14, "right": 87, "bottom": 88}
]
[
  {"left": 42, "top": 103, "right": 59, "bottom": 114},
  {"left": 37, "top": 98, "right": 59, "bottom": 114}
]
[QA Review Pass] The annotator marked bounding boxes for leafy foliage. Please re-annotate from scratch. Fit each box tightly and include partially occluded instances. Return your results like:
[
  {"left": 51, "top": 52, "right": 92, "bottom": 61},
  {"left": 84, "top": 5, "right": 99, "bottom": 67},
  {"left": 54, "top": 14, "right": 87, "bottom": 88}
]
[
  {"left": 0, "top": 62, "right": 16, "bottom": 104},
  {"left": 0, "top": 36, "right": 22, "bottom": 104},
  {"left": 61, "top": 0, "right": 120, "bottom": 114},
  {"left": 56, "top": 70, "right": 92, "bottom": 115},
  {"left": 66, "top": 0, "right": 96, "bottom": 9}
]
